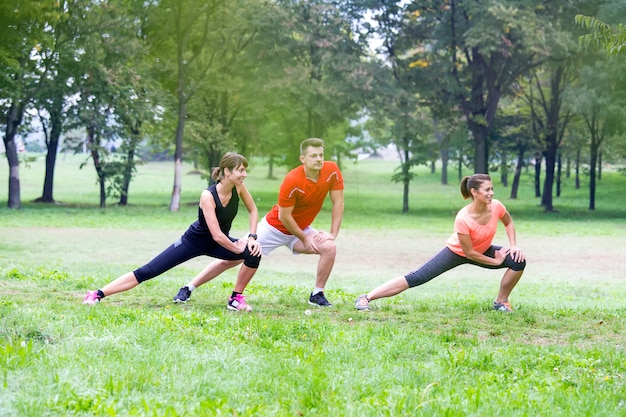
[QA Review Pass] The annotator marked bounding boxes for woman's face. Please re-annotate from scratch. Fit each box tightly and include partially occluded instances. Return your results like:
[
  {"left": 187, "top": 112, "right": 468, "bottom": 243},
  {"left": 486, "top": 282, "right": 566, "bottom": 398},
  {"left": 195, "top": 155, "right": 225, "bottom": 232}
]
[
  {"left": 472, "top": 180, "right": 494, "bottom": 204},
  {"left": 224, "top": 164, "right": 248, "bottom": 185}
]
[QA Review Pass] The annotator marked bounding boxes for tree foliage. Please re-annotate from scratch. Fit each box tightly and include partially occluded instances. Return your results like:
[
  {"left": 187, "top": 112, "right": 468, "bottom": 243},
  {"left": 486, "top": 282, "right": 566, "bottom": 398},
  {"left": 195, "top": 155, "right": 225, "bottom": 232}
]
[
  {"left": 576, "top": 15, "right": 626, "bottom": 56},
  {"left": 2, "top": 0, "right": 626, "bottom": 213}
]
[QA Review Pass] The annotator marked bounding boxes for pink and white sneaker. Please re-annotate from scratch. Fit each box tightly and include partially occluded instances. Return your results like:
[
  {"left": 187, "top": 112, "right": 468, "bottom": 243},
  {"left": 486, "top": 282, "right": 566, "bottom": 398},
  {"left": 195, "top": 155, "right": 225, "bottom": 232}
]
[
  {"left": 83, "top": 290, "right": 101, "bottom": 305},
  {"left": 227, "top": 294, "right": 252, "bottom": 312}
]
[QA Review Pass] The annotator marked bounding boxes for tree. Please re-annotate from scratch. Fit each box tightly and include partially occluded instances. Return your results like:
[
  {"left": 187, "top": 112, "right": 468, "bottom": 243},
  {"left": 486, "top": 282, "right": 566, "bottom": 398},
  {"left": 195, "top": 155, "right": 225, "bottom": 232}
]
[
  {"left": 183, "top": 0, "right": 272, "bottom": 181},
  {"left": 1, "top": 0, "right": 59, "bottom": 208},
  {"left": 254, "top": 0, "right": 371, "bottom": 168},
  {"left": 399, "top": 0, "right": 551, "bottom": 174},
  {"left": 520, "top": 1, "right": 601, "bottom": 212},
  {"left": 355, "top": 1, "right": 433, "bottom": 213},
  {"left": 61, "top": 0, "right": 156, "bottom": 208},
  {"left": 31, "top": 0, "right": 100, "bottom": 204},
  {"left": 144, "top": 0, "right": 236, "bottom": 211},
  {"left": 568, "top": 58, "right": 626, "bottom": 209},
  {"left": 524, "top": 65, "right": 575, "bottom": 211}
]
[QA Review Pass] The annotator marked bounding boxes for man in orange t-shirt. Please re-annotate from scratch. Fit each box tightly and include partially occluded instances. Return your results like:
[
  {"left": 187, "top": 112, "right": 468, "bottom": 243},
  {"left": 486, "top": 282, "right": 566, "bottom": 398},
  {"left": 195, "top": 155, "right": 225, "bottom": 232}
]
[
  {"left": 260, "top": 138, "right": 344, "bottom": 306},
  {"left": 177, "top": 138, "right": 344, "bottom": 309}
]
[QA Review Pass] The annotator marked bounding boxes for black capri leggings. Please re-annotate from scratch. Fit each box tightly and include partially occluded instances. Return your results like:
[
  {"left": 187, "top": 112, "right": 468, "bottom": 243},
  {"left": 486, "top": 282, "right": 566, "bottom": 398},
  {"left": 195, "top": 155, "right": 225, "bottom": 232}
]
[
  {"left": 405, "top": 246, "right": 526, "bottom": 288},
  {"left": 134, "top": 236, "right": 261, "bottom": 283}
]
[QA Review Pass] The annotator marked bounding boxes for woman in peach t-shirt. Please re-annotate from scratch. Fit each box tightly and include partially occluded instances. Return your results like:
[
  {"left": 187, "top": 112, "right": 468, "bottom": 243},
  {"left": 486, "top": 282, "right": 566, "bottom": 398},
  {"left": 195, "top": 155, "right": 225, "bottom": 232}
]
[{"left": 355, "top": 174, "right": 526, "bottom": 312}]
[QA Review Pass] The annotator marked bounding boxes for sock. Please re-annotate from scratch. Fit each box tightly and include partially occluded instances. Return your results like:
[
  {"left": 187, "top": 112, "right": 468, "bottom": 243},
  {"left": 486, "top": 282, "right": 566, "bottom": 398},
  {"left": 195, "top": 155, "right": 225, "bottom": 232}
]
[
  {"left": 97, "top": 289, "right": 105, "bottom": 299},
  {"left": 231, "top": 291, "right": 242, "bottom": 299},
  {"left": 312, "top": 287, "right": 324, "bottom": 296},
  {"left": 187, "top": 284, "right": 196, "bottom": 292}
]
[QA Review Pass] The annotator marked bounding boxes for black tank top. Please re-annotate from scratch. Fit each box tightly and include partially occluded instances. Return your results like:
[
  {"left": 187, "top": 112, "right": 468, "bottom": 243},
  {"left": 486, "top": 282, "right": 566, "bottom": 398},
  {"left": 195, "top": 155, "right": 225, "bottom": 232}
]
[{"left": 199, "top": 183, "right": 239, "bottom": 234}]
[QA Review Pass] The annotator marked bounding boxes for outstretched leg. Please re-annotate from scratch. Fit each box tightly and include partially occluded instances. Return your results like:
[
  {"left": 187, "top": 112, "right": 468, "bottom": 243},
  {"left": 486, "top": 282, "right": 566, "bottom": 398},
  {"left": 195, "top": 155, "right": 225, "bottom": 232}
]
[
  {"left": 83, "top": 272, "right": 140, "bottom": 305},
  {"left": 366, "top": 276, "right": 409, "bottom": 301},
  {"left": 355, "top": 248, "right": 466, "bottom": 310},
  {"left": 100, "top": 272, "right": 140, "bottom": 296}
]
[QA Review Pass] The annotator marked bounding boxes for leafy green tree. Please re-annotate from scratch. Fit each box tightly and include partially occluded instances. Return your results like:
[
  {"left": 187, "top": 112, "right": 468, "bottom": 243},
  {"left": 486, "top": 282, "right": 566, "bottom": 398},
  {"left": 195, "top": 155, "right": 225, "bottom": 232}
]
[
  {"left": 183, "top": 0, "right": 272, "bottom": 181},
  {"left": 254, "top": 0, "right": 370, "bottom": 168},
  {"left": 518, "top": 1, "right": 600, "bottom": 212},
  {"left": 1, "top": 0, "right": 59, "bottom": 208},
  {"left": 31, "top": 0, "right": 104, "bottom": 204},
  {"left": 104, "top": 2, "right": 161, "bottom": 206},
  {"left": 144, "top": 0, "right": 236, "bottom": 211},
  {"left": 524, "top": 65, "right": 575, "bottom": 210},
  {"left": 568, "top": 57, "right": 626, "bottom": 209},
  {"left": 355, "top": 1, "right": 434, "bottom": 213},
  {"left": 488, "top": 101, "right": 536, "bottom": 199},
  {"left": 63, "top": 0, "right": 154, "bottom": 208},
  {"left": 399, "top": 0, "right": 551, "bottom": 175}
]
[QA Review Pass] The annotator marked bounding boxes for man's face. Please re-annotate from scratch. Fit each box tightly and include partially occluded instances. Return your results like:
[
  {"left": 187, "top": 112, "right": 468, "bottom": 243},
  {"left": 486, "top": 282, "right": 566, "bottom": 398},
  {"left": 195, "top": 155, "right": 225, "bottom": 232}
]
[{"left": 300, "top": 146, "right": 324, "bottom": 171}]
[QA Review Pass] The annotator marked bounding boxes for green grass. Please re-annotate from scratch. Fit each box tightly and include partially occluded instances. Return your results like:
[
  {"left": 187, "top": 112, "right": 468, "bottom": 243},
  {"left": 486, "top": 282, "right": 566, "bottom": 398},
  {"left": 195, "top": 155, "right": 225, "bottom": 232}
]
[{"left": 1, "top": 154, "right": 625, "bottom": 416}]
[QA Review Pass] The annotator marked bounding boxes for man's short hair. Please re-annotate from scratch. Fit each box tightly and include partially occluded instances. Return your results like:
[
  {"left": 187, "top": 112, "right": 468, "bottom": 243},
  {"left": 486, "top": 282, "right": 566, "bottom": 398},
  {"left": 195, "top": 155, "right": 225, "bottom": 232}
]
[{"left": 300, "top": 138, "right": 325, "bottom": 155}]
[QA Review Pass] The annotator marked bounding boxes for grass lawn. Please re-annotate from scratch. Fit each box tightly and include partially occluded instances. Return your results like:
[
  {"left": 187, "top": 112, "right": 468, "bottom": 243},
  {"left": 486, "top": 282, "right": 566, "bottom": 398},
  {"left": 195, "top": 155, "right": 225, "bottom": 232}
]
[{"left": 1, "top": 154, "right": 625, "bottom": 416}]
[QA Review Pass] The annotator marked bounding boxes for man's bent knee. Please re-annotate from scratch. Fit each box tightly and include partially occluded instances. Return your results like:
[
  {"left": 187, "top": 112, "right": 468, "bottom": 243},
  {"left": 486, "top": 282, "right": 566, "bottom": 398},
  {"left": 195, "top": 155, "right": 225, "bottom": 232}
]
[{"left": 318, "top": 240, "right": 336, "bottom": 257}]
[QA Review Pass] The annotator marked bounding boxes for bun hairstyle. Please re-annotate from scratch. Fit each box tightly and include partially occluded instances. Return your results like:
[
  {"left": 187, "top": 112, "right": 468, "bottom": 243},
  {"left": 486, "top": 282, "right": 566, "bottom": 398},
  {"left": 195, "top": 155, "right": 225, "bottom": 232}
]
[
  {"left": 460, "top": 173, "right": 491, "bottom": 199},
  {"left": 211, "top": 152, "right": 249, "bottom": 181}
]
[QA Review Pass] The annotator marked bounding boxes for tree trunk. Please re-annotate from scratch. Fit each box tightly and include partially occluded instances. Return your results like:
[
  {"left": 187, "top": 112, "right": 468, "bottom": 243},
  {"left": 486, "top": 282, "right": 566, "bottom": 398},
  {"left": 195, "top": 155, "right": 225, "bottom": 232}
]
[
  {"left": 589, "top": 142, "right": 597, "bottom": 210},
  {"left": 534, "top": 153, "right": 542, "bottom": 198},
  {"left": 402, "top": 179, "right": 409, "bottom": 213},
  {"left": 454, "top": 46, "right": 499, "bottom": 175},
  {"left": 170, "top": 96, "right": 186, "bottom": 212},
  {"left": 401, "top": 146, "right": 410, "bottom": 213},
  {"left": 268, "top": 154, "right": 275, "bottom": 179},
  {"left": 597, "top": 148, "right": 602, "bottom": 180},
  {"left": 38, "top": 100, "right": 63, "bottom": 203},
  {"left": 119, "top": 130, "right": 139, "bottom": 206},
  {"left": 4, "top": 102, "right": 24, "bottom": 209},
  {"left": 537, "top": 66, "right": 567, "bottom": 211},
  {"left": 575, "top": 147, "right": 580, "bottom": 190},
  {"left": 87, "top": 125, "right": 106, "bottom": 209},
  {"left": 468, "top": 119, "right": 489, "bottom": 174},
  {"left": 440, "top": 146, "right": 449, "bottom": 185},
  {"left": 541, "top": 145, "right": 556, "bottom": 211},
  {"left": 40, "top": 131, "right": 60, "bottom": 203},
  {"left": 434, "top": 122, "right": 448, "bottom": 185},
  {"left": 500, "top": 151, "right": 508, "bottom": 187},
  {"left": 208, "top": 148, "right": 222, "bottom": 187},
  {"left": 587, "top": 125, "right": 602, "bottom": 211},
  {"left": 510, "top": 149, "right": 524, "bottom": 199},
  {"left": 556, "top": 152, "right": 562, "bottom": 198}
]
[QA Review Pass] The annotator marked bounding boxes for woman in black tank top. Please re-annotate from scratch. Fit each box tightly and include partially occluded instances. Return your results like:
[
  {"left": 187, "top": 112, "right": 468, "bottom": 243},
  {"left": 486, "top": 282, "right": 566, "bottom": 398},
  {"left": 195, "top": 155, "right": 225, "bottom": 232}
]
[{"left": 83, "top": 152, "right": 262, "bottom": 311}]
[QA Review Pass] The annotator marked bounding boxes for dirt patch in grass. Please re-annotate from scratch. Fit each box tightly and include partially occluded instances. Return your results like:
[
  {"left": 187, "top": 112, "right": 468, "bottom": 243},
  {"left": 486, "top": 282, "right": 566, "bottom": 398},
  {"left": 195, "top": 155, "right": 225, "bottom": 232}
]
[{"left": 3, "top": 226, "right": 624, "bottom": 286}]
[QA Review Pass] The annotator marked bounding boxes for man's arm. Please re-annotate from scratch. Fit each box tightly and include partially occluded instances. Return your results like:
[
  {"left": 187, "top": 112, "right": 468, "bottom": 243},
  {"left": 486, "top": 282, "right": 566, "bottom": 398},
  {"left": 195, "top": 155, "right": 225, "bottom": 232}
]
[
  {"left": 328, "top": 189, "right": 344, "bottom": 238},
  {"left": 278, "top": 205, "right": 308, "bottom": 241}
]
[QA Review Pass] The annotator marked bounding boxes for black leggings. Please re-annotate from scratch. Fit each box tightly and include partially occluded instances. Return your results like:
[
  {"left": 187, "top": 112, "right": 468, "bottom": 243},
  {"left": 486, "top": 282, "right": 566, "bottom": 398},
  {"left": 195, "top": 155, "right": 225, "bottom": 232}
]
[
  {"left": 405, "top": 246, "right": 526, "bottom": 288},
  {"left": 134, "top": 237, "right": 261, "bottom": 283}
]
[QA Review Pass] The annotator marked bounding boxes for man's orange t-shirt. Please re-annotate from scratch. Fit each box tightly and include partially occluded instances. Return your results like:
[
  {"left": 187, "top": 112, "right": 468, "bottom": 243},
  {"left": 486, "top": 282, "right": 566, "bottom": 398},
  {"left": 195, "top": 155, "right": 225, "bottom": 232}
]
[
  {"left": 265, "top": 161, "right": 344, "bottom": 235},
  {"left": 446, "top": 199, "right": 507, "bottom": 256}
]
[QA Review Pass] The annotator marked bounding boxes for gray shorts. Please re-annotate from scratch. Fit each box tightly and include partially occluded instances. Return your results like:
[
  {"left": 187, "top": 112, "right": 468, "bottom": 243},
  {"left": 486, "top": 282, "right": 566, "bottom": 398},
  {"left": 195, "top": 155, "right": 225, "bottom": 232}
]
[{"left": 256, "top": 216, "right": 315, "bottom": 256}]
